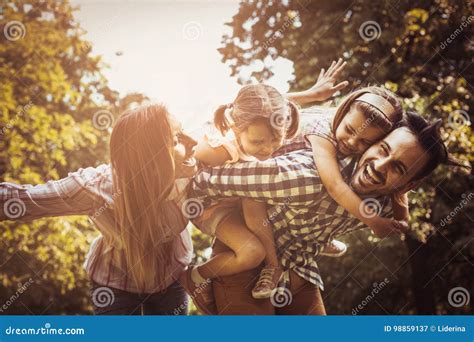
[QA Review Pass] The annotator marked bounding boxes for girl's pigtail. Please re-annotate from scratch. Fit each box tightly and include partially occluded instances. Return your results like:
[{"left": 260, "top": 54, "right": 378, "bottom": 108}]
[
  {"left": 213, "top": 104, "right": 230, "bottom": 136},
  {"left": 285, "top": 101, "right": 300, "bottom": 139}
]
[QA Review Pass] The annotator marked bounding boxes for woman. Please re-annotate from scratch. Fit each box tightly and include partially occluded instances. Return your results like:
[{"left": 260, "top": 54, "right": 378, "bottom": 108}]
[{"left": 1, "top": 104, "right": 198, "bottom": 314}]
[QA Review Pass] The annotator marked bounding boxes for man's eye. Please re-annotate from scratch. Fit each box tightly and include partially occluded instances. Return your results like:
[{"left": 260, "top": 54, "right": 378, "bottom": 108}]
[
  {"left": 396, "top": 165, "right": 405, "bottom": 175},
  {"left": 174, "top": 134, "right": 181, "bottom": 146}
]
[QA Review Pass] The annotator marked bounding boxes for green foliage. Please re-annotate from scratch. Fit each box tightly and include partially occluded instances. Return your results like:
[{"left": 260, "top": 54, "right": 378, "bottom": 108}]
[{"left": 219, "top": 0, "right": 472, "bottom": 314}]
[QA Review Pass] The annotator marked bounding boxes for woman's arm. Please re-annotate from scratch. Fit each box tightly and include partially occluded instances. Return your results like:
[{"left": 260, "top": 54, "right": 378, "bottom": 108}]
[
  {"left": 286, "top": 59, "right": 349, "bottom": 105},
  {"left": 0, "top": 166, "right": 106, "bottom": 221}
]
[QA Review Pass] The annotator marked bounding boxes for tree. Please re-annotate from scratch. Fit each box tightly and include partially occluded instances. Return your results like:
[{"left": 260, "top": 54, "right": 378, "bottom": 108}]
[
  {"left": 0, "top": 0, "right": 147, "bottom": 313},
  {"left": 219, "top": 0, "right": 472, "bottom": 314}
]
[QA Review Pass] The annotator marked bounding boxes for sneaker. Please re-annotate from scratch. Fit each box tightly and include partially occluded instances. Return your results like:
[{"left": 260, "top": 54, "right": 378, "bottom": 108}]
[
  {"left": 319, "top": 239, "right": 347, "bottom": 257},
  {"left": 178, "top": 268, "right": 217, "bottom": 315},
  {"left": 251, "top": 267, "right": 283, "bottom": 299}
]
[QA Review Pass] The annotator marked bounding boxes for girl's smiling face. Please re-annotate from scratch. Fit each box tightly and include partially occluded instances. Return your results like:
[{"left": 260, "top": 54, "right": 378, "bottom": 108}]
[
  {"left": 334, "top": 105, "right": 387, "bottom": 156},
  {"left": 236, "top": 120, "right": 284, "bottom": 161}
]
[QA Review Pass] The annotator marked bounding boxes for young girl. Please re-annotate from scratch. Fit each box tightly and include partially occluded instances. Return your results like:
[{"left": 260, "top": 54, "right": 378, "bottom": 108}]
[{"left": 179, "top": 84, "right": 301, "bottom": 306}]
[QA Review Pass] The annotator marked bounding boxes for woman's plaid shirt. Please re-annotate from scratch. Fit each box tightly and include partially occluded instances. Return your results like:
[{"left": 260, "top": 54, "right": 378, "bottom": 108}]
[{"left": 189, "top": 149, "right": 392, "bottom": 290}]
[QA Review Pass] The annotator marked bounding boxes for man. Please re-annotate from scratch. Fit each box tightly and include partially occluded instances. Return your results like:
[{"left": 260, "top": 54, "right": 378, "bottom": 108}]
[{"left": 189, "top": 112, "right": 466, "bottom": 315}]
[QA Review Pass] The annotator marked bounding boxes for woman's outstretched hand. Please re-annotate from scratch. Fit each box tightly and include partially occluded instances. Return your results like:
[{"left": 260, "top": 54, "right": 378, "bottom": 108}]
[{"left": 286, "top": 58, "right": 349, "bottom": 105}]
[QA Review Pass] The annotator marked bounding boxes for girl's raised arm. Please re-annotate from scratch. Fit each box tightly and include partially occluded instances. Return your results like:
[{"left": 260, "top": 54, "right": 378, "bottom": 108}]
[{"left": 286, "top": 58, "right": 349, "bottom": 105}]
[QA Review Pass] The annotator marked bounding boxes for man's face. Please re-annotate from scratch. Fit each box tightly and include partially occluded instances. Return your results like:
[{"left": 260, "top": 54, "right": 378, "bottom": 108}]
[
  {"left": 170, "top": 117, "right": 198, "bottom": 179},
  {"left": 350, "top": 127, "right": 430, "bottom": 196}
]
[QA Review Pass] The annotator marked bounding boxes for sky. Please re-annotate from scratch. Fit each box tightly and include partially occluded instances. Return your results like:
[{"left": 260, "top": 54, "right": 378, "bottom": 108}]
[{"left": 72, "top": 0, "right": 294, "bottom": 130}]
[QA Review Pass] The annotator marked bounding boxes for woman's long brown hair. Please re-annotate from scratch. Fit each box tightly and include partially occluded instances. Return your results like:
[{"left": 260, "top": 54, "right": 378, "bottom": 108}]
[{"left": 109, "top": 104, "right": 177, "bottom": 291}]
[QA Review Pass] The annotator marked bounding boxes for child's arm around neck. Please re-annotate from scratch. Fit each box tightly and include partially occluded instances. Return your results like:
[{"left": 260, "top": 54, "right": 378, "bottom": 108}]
[{"left": 307, "top": 134, "right": 404, "bottom": 237}]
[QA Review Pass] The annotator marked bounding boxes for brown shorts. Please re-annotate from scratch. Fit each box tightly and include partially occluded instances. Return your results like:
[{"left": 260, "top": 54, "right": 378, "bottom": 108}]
[{"left": 212, "top": 240, "right": 327, "bottom": 315}]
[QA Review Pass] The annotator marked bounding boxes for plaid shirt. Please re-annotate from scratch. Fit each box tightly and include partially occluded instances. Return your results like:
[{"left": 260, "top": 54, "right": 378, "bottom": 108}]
[
  {"left": 0, "top": 165, "right": 193, "bottom": 294},
  {"left": 190, "top": 149, "right": 392, "bottom": 291}
]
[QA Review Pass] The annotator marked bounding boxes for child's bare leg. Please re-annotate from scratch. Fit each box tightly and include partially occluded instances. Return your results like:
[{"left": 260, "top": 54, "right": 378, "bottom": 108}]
[
  {"left": 246, "top": 222, "right": 279, "bottom": 267},
  {"left": 242, "top": 199, "right": 279, "bottom": 267},
  {"left": 197, "top": 211, "right": 265, "bottom": 279}
]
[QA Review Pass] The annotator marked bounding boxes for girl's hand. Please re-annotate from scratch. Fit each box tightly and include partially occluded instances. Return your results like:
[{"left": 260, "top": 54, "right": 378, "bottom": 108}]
[
  {"left": 369, "top": 216, "right": 409, "bottom": 237},
  {"left": 303, "top": 58, "right": 349, "bottom": 102}
]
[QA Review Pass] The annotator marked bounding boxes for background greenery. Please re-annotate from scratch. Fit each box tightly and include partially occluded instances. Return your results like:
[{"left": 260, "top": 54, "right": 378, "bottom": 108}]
[{"left": 1, "top": 0, "right": 472, "bottom": 314}]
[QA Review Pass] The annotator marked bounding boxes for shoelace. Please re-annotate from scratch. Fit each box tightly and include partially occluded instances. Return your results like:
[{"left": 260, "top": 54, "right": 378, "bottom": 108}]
[{"left": 255, "top": 268, "right": 277, "bottom": 288}]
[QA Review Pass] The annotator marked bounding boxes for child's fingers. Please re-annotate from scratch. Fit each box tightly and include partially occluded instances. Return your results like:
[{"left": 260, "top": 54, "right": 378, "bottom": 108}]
[
  {"left": 317, "top": 68, "right": 324, "bottom": 82},
  {"left": 328, "top": 58, "right": 343, "bottom": 75},
  {"left": 331, "top": 81, "right": 349, "bottom": 91},
  {"left": 332, "top": 61, "right": 347, "bottom": 78},
  {"left": 326, "top": 60, "right": 336, "bottom": 75},
  {"left": 334, "top": 58, "right": 343, "bottom": 71},
  {"left": 394, "top": 220, "right": 409, "bottom": 232}
]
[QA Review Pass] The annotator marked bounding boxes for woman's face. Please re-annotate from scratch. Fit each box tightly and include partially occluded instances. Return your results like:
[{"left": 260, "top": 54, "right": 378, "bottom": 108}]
[
  {"left": 170, "top": 118, "right": 198, "bottom": 179},
  {"left": 237, "top": 121, "right": 284, "bottom": 161}
]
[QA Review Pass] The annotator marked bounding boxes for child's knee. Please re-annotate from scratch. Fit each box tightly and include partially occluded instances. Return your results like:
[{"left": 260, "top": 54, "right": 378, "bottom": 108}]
[{"left": 238, "top": 239, "right": 265, "bottom": 268}]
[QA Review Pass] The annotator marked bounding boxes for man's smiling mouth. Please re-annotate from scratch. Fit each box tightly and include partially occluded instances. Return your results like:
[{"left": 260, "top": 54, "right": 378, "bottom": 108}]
[
  {"left": 182, "top": 156, "right": 196, "bottom": 167},
  {"left": 362, "top": 162, "right": 384, "bottom": 185}
]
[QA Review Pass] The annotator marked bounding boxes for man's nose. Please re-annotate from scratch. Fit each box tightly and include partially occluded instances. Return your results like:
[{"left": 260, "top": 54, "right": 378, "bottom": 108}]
[
  {"left": 183, "top": 134, "right": 197, "bottom": 148},
  {"left": 373, "top": 156, "right": 388, "bottom": 173}
]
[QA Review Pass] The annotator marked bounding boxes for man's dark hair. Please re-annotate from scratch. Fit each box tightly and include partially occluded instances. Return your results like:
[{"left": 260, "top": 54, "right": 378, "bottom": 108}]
[{"left": 397, "top": 111, "right": 470, "bottom": 181}]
